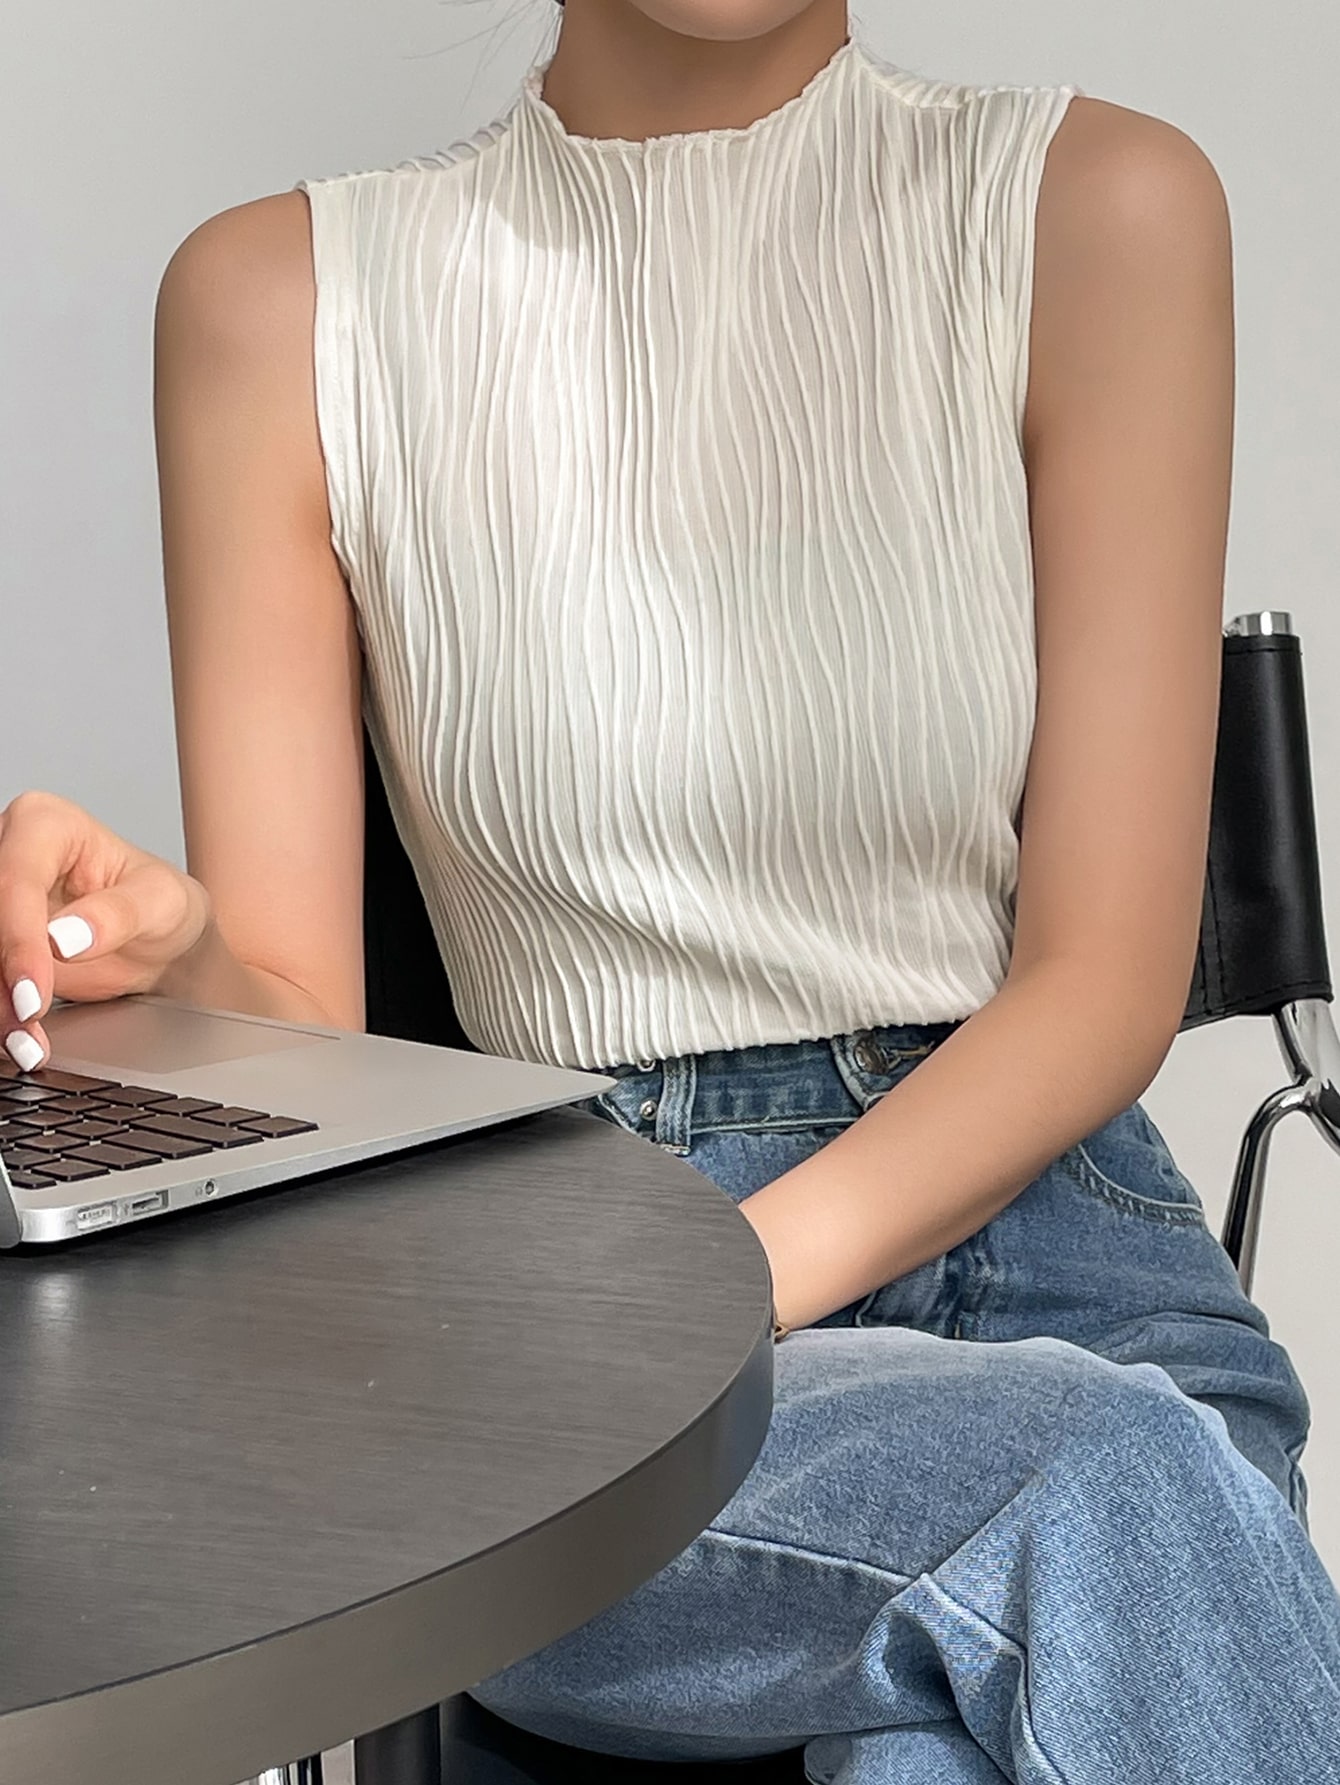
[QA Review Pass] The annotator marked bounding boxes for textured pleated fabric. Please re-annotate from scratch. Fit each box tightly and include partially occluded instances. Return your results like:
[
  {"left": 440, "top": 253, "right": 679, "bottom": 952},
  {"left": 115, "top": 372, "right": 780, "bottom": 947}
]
[{"left": 296, "top": 32, "right": 1084, "bottom": 1070}]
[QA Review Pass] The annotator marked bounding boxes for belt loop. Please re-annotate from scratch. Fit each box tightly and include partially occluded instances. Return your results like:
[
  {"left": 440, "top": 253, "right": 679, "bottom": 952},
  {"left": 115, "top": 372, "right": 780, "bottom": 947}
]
[{"left": 656, "top": 1055, "right": 696, "bottom": 1154}]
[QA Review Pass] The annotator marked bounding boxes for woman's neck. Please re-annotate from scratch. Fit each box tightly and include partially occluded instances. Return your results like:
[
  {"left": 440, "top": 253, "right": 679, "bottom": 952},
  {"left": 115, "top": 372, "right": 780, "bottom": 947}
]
[{"left": 537, "top": 0, "right": 851, "bottom": 145}]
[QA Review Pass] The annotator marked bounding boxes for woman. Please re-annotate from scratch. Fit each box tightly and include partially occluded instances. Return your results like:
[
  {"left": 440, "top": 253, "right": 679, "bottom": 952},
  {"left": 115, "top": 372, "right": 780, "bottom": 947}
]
[{"left": 3, "top": 0, "right": 1339, "bottom": 1776}]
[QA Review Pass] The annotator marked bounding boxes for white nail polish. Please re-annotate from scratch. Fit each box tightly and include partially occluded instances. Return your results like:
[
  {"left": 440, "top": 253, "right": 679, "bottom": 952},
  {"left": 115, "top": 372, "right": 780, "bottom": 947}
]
[
  {"left": 5, "top": 1030, "right": 44, "bottom": 1073},
  {"left": 10, "top": 978, "right": 41, "bottom": 1023},
  {"left": 48, "top": 915, "right": 94, "bottom": 960}
]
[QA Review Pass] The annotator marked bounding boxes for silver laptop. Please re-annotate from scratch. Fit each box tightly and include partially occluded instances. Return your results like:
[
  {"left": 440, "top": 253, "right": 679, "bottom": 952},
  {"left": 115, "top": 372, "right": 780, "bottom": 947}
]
[{"left": 0, "top": 995, "right": 616, "bottom": 1247}]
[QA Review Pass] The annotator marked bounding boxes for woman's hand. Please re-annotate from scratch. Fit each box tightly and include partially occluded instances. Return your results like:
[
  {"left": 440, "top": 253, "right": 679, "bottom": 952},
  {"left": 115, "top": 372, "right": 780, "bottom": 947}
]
[{"left": 0, "top": 789, "right": 212, "bottom": 1070}]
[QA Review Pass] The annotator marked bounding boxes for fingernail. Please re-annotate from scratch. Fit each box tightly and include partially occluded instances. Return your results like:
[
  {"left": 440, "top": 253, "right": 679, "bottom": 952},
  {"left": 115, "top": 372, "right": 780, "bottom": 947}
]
[
  {"left": 10, "top": 978, "right": 41, "bottom": 1024},
  {"left": 5, "top": 1030, "right": 45, "bottom": 1073},
  {"left": 48, "top": 916, "right": 94, "bottom": 960}
]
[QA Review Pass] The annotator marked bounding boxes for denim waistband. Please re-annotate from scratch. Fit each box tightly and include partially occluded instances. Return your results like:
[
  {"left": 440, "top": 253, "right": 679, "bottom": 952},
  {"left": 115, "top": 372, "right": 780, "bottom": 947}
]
[{"left": 584, "top": 1020, "right": 964, "bottom": 1153}]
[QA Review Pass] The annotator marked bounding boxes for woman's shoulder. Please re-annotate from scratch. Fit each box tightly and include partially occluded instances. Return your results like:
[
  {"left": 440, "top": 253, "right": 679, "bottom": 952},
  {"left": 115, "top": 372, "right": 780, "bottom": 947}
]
[
  {"left": 157, "top": 192, "right": 317, "bottom": 373},
  {"left": 154, "top": 192, "right": 328, "bottom": 515}
]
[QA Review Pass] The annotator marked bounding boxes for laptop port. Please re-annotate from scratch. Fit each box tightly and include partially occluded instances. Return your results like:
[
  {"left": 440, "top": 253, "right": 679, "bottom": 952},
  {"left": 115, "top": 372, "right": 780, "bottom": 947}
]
[
  {"left": 75, "top": 1203, "right": 116, "bottom": 1232},
  {"left": 124, "top": 1192, "right": 167, "bottom": 1218}
]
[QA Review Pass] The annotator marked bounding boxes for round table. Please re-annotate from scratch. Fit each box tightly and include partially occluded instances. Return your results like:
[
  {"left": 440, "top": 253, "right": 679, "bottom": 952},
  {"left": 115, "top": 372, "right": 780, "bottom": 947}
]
[{"left": 0, "top": 1105, "right": 774, "bottom": 1785}]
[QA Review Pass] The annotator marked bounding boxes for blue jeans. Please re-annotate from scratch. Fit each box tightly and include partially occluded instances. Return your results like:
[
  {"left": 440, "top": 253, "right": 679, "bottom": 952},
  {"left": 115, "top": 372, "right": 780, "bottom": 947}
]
[{"left": 470, "top": 1021, "right": 1340, "bottom": 1783}]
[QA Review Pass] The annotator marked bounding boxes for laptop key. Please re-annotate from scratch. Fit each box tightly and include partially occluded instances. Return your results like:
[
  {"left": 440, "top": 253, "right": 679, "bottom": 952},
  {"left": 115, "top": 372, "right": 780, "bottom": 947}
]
[
  {"left": 63, "top": 1142, "right": 163, "bottom": 1171},
  {"left": 39, "top": 1096, "right": 110, "bottom": 1118},
  {"left": 7, "top": 1132, "right": 72, "bottom": 1155},
  {"left": 86, "top": 1085, "right": 178, "bottom": 1108},
  {"left": 0, "top": 1117, "right": 63, "bottom": 1139},
  {"left": 34, "top": 1157, "right": 109, "bottom": 1182},
  {"left": 26, "top": 1067, "right": 120, "bottom": 1094},
  {"left": 8, "top": 1171, "right": 56, "bottom": 1188},
  {"left": 2, "top": 1147, "right": 51, "bottom": 1171},
  {"left": 116, "top": 1127, "right": 213, "bottom": 1160},
  {"left": 152, "top": 1096, "right": 227, "bottom": 1117},
  {"left": 238, "top": 1115, "right": 320, "bottom": 1138},
  {"left": 55, "top": 1118, "right": 127, "bottom": 1143},
  {"left": 197, "top": 1105, "right": 270, "bottom": 1125},
  {"left": 0, "top": 1084, "right": 65, "bottom": 1105},
  {"left": 133, "top": 1113, "right": 267, "bottom": 1149},
  {"left": 4, "top": 1111, "right": 81, "bottom": 1134}
]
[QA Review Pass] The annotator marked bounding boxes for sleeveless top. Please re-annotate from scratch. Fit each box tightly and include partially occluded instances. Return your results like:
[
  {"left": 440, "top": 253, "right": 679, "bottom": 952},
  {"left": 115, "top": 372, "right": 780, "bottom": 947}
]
[{"left": 296, "top": 32, "right": 1084, "bottom": 1071}]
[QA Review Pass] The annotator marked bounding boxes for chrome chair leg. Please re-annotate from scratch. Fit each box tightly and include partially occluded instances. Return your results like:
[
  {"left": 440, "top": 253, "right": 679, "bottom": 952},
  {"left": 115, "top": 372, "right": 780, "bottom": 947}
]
[
  {"left": 240, "top": 1707, "right": 439, "bottom": 1784},
  {"left": 1221, "top": 998, "right": 1340, "bottom": 1298},
  {"left": 1221, "top": 1080, "right": 1315, "bottom": 1295},
  {"left": 239, "top": 1760, "right": 324, "bottom": 1785},
  {"left": 353, "top": 1706, "right": 441, "bottom": 1785}
]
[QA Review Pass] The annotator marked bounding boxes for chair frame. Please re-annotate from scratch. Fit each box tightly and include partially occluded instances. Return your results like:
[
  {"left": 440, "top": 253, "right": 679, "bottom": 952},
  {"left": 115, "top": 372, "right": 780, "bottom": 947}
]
[
  {"left": 1210, "top": 612, "right": 1339, "bottom": 1295},
  {"left": 1223, "top": 991, "right": 1340, "bottom": 1292}
]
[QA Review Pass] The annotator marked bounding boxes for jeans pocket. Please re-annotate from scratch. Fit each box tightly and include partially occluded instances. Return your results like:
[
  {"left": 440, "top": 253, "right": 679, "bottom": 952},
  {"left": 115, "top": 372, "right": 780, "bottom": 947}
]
[{"left": 1057, "top": 1100, "right": 1208, "bottom": 1226}]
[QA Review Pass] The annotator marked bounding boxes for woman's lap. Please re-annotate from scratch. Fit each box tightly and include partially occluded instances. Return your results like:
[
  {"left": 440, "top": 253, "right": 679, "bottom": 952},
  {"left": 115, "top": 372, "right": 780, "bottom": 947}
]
[
  {"left": 584, "top": 1019, "right": 1312, "bottom": 1515},
  {"left": 467, "top": 1021, "right": 1330, "bottom": 1774},
  {"left": 470, "top": 1322, "right": 1331, "bottom": 1772}
]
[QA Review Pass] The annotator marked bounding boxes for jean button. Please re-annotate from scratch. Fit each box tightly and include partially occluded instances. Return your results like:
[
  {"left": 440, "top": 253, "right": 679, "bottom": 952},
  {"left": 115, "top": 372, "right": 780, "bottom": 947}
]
[
  {"left": 853, "top": 1036, "right": 886, "bottom": 1073},
  {"left": 639, "top": 1099, "right": 659, "bottom": 1122}
]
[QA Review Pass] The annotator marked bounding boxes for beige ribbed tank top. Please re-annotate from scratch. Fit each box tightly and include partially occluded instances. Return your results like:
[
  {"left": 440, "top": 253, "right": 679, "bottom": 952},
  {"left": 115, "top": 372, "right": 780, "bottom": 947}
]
[{"left": 296, "top": 32, "right": 1083, "bottom": 1070}]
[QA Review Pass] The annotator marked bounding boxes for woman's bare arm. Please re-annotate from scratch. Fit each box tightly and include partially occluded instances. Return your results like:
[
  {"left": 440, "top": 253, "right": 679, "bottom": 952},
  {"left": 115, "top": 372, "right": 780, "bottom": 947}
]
[
  {"left": 739, "top": 100, "right": 1234, "bottom": 1329},
  {"left": 151, "top": 190, "right": 367, "bottom": 1030}
]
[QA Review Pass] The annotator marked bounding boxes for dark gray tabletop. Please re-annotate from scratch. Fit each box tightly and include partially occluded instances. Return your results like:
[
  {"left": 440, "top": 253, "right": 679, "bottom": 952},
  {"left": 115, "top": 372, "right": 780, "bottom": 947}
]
[{"left": 0, "top": 1105, "right": 774, "bottom": 1785}]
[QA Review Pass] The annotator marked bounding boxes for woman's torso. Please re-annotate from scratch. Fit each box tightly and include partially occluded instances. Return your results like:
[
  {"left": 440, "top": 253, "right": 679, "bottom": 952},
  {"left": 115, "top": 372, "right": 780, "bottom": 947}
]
[{"left": 296, "top": 34, "right": 1083, "bottom": 1069}]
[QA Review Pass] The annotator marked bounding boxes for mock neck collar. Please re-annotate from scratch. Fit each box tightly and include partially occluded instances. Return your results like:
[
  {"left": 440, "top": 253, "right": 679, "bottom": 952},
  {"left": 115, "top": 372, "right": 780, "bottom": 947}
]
[{"left": 517, "top": 34, "right": 866, "bottom": 156}]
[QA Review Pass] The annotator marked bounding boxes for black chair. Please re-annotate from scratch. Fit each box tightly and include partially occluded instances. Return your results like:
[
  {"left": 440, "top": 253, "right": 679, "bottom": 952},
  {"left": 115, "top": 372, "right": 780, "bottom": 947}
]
[{"left": 256, "top": 609, "right": 1337, "bottom": 1784}]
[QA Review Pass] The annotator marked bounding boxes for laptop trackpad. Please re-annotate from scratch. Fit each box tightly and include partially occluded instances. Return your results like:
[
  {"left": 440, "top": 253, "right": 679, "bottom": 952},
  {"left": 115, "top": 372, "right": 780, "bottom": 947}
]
[{"left": 45, "top": 1001, "right": 332, "bottom": 1076}]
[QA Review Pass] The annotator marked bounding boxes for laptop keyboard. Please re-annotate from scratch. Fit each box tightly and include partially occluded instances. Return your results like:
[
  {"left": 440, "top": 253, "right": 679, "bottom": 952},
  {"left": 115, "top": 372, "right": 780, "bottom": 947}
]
[{"left": 0, "top": 1058, "right": 318, "bottom": 1191}]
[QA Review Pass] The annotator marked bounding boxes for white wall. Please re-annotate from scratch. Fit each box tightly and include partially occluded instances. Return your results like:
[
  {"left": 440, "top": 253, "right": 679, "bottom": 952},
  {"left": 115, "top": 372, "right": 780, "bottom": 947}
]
[{"left": 3, "top": 0, "right": 1338, "bottom": 1586}]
